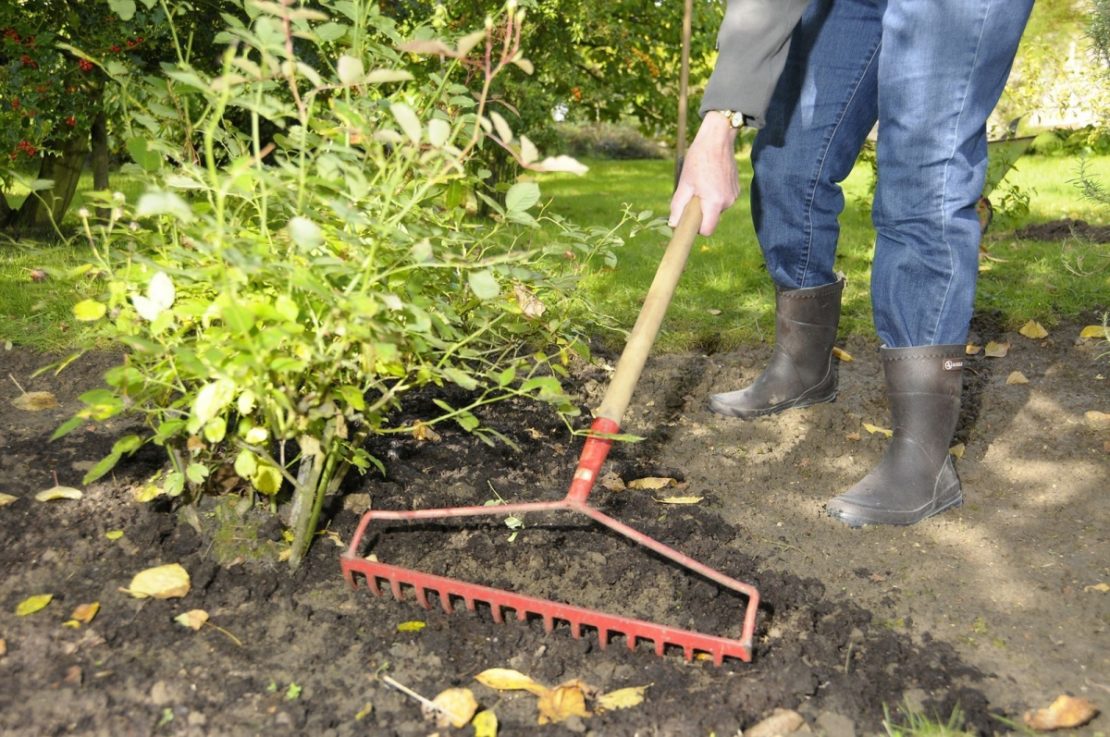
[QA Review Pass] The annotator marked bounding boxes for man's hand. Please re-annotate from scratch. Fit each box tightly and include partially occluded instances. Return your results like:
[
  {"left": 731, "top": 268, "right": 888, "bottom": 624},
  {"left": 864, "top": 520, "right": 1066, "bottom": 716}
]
[{"left": 669, "top": 111, "right": 741, "bottom": 237}]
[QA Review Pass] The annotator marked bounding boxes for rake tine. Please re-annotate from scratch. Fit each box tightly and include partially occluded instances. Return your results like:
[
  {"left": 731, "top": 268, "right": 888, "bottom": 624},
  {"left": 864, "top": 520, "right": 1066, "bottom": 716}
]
[
  {"left": 598, "top": 629, "right": 609, "bottom": 650},
  {"left": 491, "top": 604, "right": 504, "bottom": 624},
  {"left": 439, "top": 590, "right": 453, "bottom": 614},
  {"left": 654, "top": 639, "right": 665, "bottom": 656},
  {"left": 389, "top": 578, "right": 403, "bottom": 601},
  {"left": 570, "top": 620, "right": 582, "bottom": 639},
  {"left": 415, "top": 586, "right": 429, "bottom": 609}
]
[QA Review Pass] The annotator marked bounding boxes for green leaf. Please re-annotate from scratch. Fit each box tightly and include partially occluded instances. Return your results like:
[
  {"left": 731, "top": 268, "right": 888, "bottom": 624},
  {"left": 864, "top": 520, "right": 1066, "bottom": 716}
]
[
  {"left": 125, "top": 137, "right": 161, "bottom": 172},
  {"left": 505, "top": 182, "right": 540, "bottom": 213},
  {"left": 221, "top": 303, "right": 255, "bottom": 333},
  {"left": 83, "top": 452, "right": 122, "bottom": 485},
  {"left": 497, "top": 366, "right": 517, "bottom": 387},
  {"left": 251, "top": 463, "right": 283, "bottom": 495},
  {"left": 443, "top": 367, "right": 478, "bottom": 391},
  {"left": 111, "top": 434, "right": 142, "bottom": 455},
  {"left": 108, "top": 0, "right": 136, "bottom": 21},
  {"left": 50, "top": 416, "right": 85, "bottom": 441},
  {"left": 73, "top": 299, "right": 107, "bottom": 322},
  {"left": 521, "top": 376, "right": 563, "bottom": 397},
  {"left": 234, "top": 449, "right": 258, "bottom": 479},
  {"left": 163, "top": 471, "right": 186, "bottom": 497},
  {"left": 191, "top": 379, "right": 236, "bottom": 428},
  {"left": 203, "top": 417, "right": 227, "bottom": 443},
  {"left": 456, "top": 411, "right": 480, "bottom": 432},
  {"left": 467, "top": 270, "right": 500, "bottom": 300},
  {"left": 136, "top": 191, "right": 193, "bottom": 223},
  {"left": 186, "top": 463, "right": 209, "bottom": 485},
  {"left": 336, "top": 385, "right": 366, "bottom": 412},
  {"left": 390, "top": 102, "right": 422, "bottom": 145},
  {"left": 337, "top": 55, "right": 364, "bottom": 85},
  {"left": 315, "top": 21, "right": 348, "bottom": 42}
]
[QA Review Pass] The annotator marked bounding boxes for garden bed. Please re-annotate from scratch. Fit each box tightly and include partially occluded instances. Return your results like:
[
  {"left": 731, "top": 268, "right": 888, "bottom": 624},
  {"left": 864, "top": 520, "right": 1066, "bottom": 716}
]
[{"left": 0, "top": 315, "right": 1106, "bottom": 736}]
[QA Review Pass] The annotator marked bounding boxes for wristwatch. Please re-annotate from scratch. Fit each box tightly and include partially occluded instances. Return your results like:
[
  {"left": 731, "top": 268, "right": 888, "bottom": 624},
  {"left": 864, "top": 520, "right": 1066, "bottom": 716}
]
[{"left": 711, "top": 109, "right": 746, "bottom": 129}]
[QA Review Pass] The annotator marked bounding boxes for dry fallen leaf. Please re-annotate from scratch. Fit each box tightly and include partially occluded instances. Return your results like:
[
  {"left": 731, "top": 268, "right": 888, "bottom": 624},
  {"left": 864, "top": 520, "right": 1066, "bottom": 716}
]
[
  {"left": 430, "top": 687, "right": 478, "bottom": 728},
  {"left": 412, "top": 422, "right": 441, "bottom": 442},
  {"left": 965, "top": 343, "right": 982, "bottom": 355},
  {"left": 105, "top": 530, "right": 124, "bottom": 541},
  {"left": 174, "top": 609, "right": 210, "bottom": 630},
  {"left": 513, "top": 284, "right": 546, "bottom": 319},
  {"left": 832, "top": 346, "right": 853, "bottom": 362},
  {"left": 863, "top": 423, "right": 893, "bottom": 438},
  {"left": 537, "top": 680, "right": 592, "bottom": 725},
  {"left": 123, "top": 563, "right": 191, "bottom": 599},
  {"left": 67, "top": 602, "right": 100, "bottom": 627},
  {"left": 1007, "top": 371, "right": 1030, "bottom": 385},
  {"left": 1084, "top": 582, "right": 1110, "bottom": 593},
  {"left": 396, "top": 620, "right": 426, "bottom": 633},
  {"left": 1085, "top": 411, "right": 1110, "bottom": 430},
  {"left": 706, "top": 308, "right": 722, "bottom": 316},
  {"left": 1019, "top": 320, "right": 1049, "bottom": 339},
  {"left": 746, "top": 708, "right": 807, "bottom": 737},
  {"left": 1023, "top": 694, "right": 1099, "bottom": 731},
  {"left": 949, "top": 443, "right": 966, "bottom": 459},
  {"left": 15, "top": 593, "right": 53, "bottom": 616},
  {"left": 0, "top": 493, "right": 17, "bottom": 507},
  {"left": 1078, "top": 325, "right": 1106, "bottom": 340},
  {"left": 984, "top": 340, "right": 1010, "bottom": 358},
  {"left": 0, "top": 638, "right": 6, "bottom": 657},
  {"left": 599, "top": 471, "right": 626, "bottom": 492},
  {"left": 12, "top": 391, "right": 59, "bottom": 411},
  {"left": 475, "top": 668, "right": 549, "bottom": 696},
  {"left": 654, "top": 495, "right": 704, "bottom": 505},
  {"left": 34, "top": 485, "right": 83, "bottom": 502},
  {"left": 627, "top": 477, "right": 678, "bottom": 491},
  {"left": 596, "top": 685, "right": 649, "bottom": 711},
  {"left": 472, "top": 709, "right": 498, "bottom": 737},
  {"left": 846, "top": 431, "right": 861, "bottom": 442}
]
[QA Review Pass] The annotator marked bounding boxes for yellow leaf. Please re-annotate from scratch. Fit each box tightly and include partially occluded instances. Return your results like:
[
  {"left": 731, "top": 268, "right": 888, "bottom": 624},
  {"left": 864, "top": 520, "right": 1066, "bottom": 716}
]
[
  {"left": 949, "top": 443, "right": 965, "bottom": 459},
  {"left": 1023, "top": 694, "right": 1099, "bottom": 731},
  {"left": 537, "top": 681, "right": 592, "bottom": 725},
  {"left": 1083, "top": 582, "right": 1109, "bottom": 593},
  {"left": 832, "top": 346, "right": 853, "bottom": 362},
  {"left": 965, "top": 343, "right": 982, "bottom": 355},
  {"left": 412, "top": 422, "right": 441, "bottom": 442},
  {"left": 627, "top": 477, "right": 677, "bottom": 490},
  {"left": 354, "top": 703, "right": 374, "bottom": 721},
  {"left": 123, "top": 563, "right": 191, "bottom": 599},
  {"left": 984, "top": 340, "right": 1010, "bottom": 358},
  {"left": 475, "top": 668, "right": 548, "bottom": 696},
  {"left": 396, "top": 620, "right": 426, "bottom": 633},
  {"left": 105, "top": 530, "right": 124, "bottom": 541},
  {"left": 746, "top": 708, "right": 807, "bottom": 737},
  {"left": 597, "top": 685, "right": 649, "bottom": 711},
  {"left": 472, "top": 709, "right": 498, "bottom": 737},
  {"left": 1078, "top": 325, "right": 1106, "bottom": 340},
  {"left": 431, "top": 687, "right": 478, "bottom": 729},
  {"left": 70, "top": 602, "right": 99, "bottom": 625},
  {"left": 863, "top": 423, "right": 893, "bottom": 438},
  {"left": 0, "top": 493, "right": 17, "bottom": 507},
  {"left": 1006, "top": 371, "right": 1029, "bottom": 385},
  {"left": 1019, "top": 320, "right": 1049, "bottom": 339},
  {"left": 133, "top": 483, "right": 161, "bottom": 503},
  {"left": 12, "top": 391, "right": 59, "bottom": 411},
  {"left": 0, "top": 638, "right": 6, "bottom": 657},
  {"left": 15, "top": 594, "right": 53, "bottom": 616},
  {"left": 1085, "top": 411, "right": 1110, "bottom": 430},
  {"left": 174, "top": 609, "right": 209, "bottom": 630},
  {"left": 654, "top": 495, "right": 704, "bottom": 505},
  {"left": 34, "top": 485, "right": 83, "bottom": 502}
]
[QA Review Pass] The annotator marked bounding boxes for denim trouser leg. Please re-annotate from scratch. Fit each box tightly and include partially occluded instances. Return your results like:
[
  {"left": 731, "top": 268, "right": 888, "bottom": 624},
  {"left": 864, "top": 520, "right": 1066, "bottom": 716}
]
[{"left": 751, "top": 0, "right": 1033, "bottom": 347}]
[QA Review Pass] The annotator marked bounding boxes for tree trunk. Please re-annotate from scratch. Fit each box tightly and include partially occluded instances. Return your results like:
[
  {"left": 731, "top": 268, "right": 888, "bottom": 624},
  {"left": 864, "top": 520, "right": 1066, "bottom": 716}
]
[
  {"left": 10, "top": 134, "right": 90, "bottom": 235},
  {"left": 91, "top": 110, "right": 111, "bottom": 220}
]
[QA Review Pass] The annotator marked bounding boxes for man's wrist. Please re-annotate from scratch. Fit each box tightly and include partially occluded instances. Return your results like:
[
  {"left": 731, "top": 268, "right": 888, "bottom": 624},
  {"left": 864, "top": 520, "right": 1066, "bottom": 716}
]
[{"left": 709, "top": 109, "right": 747, "bottom": 129}]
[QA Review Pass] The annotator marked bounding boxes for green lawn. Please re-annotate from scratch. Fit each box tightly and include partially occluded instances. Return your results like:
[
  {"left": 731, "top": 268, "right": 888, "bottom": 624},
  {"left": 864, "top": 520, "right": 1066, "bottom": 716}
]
[
  {"left": 538, "top": 151, "right": 1110, "bottom": 351},
  {"left": 2, "top": 154, "right": 1107, "bottom": 352}
]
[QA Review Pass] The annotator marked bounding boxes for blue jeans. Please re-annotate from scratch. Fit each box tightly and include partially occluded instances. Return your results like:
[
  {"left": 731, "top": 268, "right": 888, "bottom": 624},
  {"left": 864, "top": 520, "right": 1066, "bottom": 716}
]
[{"left": 750, "top": 0, "right": 1033, "bottom": 347}]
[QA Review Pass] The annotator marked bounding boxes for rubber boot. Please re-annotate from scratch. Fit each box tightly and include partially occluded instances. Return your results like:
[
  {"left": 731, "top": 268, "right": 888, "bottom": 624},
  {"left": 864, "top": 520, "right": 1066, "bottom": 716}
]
[
  {"left": 827, "top": 345, "right": 965, "bottom": 527},
  {"left": 709, "top": 278, "right": 844, "bottom": 418}
]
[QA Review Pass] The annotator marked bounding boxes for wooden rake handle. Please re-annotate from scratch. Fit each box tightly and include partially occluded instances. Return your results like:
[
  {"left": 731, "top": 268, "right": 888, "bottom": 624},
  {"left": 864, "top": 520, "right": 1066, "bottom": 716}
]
[{"left": 595, "top": 197, "right": 702, "bottom": 424}]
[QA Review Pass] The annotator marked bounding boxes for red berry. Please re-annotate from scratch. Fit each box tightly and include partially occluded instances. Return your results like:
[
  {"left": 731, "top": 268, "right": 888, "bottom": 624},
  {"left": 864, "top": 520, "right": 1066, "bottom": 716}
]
[
  {"left": 111, "top": 44, "right": 121, "bottom": 53},
  {"left": 78, "top": 58, "right": 94, "bottom": 72},
  {"left": 66, "top": 116, "right": 77, "bottom": 127}
]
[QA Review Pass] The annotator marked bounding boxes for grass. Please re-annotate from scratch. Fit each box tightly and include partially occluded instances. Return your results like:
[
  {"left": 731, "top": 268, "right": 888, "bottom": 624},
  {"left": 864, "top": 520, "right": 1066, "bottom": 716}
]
[
  {"left": 1, "top": 153, "right": 1107, "bottom": 352},
  {"left": 538, "top": 150, "right": 1110, "bottom": 351}
]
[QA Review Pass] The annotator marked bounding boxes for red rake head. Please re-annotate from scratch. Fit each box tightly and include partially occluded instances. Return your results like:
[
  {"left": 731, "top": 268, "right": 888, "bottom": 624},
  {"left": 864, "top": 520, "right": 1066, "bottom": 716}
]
[{"left": 340, "top": 497, "right": 760, "bottom": 665}]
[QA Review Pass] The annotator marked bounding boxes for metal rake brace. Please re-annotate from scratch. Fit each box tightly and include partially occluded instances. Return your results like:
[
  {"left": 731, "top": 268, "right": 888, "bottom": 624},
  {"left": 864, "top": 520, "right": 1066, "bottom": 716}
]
[{"left": 341, "top": 199, "right": 761, "bottom": 664}]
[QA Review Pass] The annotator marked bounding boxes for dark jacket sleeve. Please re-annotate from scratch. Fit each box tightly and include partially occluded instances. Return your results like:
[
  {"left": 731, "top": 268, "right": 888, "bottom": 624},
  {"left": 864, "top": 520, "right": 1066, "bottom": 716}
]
[{"left": 699, "top": 0, "right": 810, "bottom": 128}]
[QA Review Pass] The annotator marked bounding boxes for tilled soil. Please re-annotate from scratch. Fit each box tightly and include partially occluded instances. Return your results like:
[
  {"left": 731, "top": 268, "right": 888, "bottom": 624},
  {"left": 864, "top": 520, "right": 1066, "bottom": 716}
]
[{"left": 0, "top": 316, "right": 1107, "bottom": 737}]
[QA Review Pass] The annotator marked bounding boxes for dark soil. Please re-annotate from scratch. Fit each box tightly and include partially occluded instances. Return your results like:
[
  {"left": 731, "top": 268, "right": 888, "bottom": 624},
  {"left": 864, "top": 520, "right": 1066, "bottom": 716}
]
[
  {"left": 0, "top": 321, "right": 1107, "bottom": 737},
  {"left": 1014, "top": 218, "right": 1110, "bottom": 243}
]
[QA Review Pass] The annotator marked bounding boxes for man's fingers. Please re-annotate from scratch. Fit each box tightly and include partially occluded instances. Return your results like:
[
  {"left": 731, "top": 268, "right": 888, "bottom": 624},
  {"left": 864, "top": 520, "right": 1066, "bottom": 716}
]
[
  {"left": 699, "top": 206, "right": 721, "bottom": 237},
  {"left": 669, "top": 184, "right": 694, "bottom": 227}
]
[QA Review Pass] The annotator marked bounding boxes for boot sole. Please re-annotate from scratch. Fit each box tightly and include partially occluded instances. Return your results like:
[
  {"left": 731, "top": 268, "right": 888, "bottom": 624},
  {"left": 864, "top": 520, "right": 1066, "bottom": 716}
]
[
  {"left": 708, "top": 389, "right": 838, "bottom": 419},
  {"left": 827, "top": 493, "right": 964, "bottom": 528}
]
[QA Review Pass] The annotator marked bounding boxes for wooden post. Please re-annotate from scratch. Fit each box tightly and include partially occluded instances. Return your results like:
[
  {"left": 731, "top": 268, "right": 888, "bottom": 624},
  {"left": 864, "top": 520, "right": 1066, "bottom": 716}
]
[{"left": 675, "top": 0, "right": 694, "bottom": 185}]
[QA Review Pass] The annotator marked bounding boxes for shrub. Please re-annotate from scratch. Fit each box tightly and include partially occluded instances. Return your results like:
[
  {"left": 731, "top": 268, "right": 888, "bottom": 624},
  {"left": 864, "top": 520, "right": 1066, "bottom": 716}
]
[
  {"left": 59, "top": 0, "right": 645, "bottom": 567},
  {"left": 555, "top": 122, "right": 666, "bottom": 160}
]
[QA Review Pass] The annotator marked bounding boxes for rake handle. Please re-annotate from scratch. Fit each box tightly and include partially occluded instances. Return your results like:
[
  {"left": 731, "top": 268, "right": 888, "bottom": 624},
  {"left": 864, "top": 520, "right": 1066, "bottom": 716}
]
[{"left": 596, "top": 197, "right": 702, "bottom": 423}]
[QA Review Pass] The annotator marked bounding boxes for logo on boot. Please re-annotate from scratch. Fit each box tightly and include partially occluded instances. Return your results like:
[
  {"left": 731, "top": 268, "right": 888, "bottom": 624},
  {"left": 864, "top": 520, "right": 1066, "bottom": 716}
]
[{"left": 943, "top": 359, "right": 964, "bottom": 371}]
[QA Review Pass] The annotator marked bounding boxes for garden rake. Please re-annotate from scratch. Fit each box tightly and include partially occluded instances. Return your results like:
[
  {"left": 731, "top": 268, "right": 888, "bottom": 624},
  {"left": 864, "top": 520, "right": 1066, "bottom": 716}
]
[{"left": 341, "top": 198, "right": 761, "bottom": 664}]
